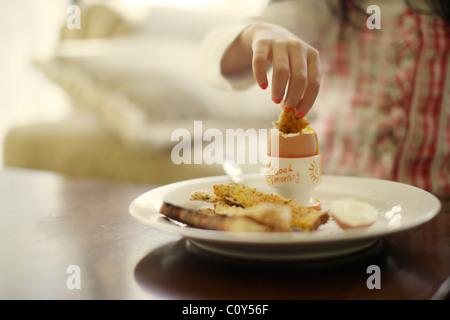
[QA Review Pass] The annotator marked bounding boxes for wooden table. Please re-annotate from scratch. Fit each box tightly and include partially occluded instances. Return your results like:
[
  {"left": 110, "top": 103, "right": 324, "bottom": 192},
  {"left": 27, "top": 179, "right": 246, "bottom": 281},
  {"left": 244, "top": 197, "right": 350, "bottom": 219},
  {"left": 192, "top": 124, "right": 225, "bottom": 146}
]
[{"left": 0, "top": 168, "right": 448, "bottom": 300}]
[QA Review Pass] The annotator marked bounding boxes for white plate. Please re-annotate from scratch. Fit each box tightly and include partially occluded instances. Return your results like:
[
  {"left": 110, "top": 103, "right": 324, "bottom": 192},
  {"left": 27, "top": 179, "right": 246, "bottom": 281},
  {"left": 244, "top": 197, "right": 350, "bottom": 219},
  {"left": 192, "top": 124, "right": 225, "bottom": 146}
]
[{"left": 129, "top": 174, "right": 441, "bottom": 261}]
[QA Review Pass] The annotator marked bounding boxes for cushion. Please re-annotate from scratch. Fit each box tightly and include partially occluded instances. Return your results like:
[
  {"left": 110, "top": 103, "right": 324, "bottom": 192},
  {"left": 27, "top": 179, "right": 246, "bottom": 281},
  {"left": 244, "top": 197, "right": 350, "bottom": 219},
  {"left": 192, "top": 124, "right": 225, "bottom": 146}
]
[
  {"left": 34, "top": 34, "right": 277, "bottom": 154},
  {"left": 3, "top": 112, "right": 225, "bottom": 184},
  {"left": 11, "top": 4, "right": 277, "bottom": 183}
]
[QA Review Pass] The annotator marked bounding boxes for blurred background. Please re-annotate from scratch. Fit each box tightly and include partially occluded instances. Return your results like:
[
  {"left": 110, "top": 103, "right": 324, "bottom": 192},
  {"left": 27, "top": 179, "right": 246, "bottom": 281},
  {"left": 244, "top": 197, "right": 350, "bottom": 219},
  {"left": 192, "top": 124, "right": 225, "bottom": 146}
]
[
  {"left": 0, "top": 0, "right": 72, "bottom": 167},
  {"left": 0, "top": 0, "right": 274, "bottom": 183}
]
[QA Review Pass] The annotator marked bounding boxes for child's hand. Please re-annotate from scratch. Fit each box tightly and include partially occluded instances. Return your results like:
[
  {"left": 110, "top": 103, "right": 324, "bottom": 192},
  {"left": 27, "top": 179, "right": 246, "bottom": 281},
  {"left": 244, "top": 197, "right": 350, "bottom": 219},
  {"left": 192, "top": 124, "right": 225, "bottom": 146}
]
[{"left": 241, "top": 22, "right": 321, "bottom": 117}]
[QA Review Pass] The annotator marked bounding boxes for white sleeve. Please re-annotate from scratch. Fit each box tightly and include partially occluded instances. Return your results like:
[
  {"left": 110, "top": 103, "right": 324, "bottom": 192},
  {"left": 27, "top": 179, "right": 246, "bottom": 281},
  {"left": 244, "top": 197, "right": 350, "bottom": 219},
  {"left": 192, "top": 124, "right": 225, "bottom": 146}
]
[
  {"left": 256, "top": 0, "right": 328, "bottom": 44},
  {"left": 200, "top": 22, "right": 255, "bottom": 91},
  {"left": 200, "top": 0, "right": 331, "bottom": 90}
]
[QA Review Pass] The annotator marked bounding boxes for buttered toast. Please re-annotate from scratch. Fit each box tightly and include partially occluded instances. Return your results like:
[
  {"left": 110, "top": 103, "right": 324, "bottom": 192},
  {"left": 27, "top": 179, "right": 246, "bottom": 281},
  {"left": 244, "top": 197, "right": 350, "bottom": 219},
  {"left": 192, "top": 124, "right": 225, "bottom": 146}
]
[{"left": 160, "top": 182, "right": 328, "bottom": 232}]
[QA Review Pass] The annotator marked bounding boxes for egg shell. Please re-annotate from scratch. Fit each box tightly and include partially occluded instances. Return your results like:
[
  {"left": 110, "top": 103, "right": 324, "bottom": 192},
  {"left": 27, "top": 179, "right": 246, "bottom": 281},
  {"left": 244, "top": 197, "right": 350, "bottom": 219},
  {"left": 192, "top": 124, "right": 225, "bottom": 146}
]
[
  {"left": 268, "top": 128, "right": 318, "bottom": 158},
  {"left": 332, "top": 216, "right": 376, "bottom": 229},
  {"left": 329, "top": 199, "right": 378, "bottom": 229}
]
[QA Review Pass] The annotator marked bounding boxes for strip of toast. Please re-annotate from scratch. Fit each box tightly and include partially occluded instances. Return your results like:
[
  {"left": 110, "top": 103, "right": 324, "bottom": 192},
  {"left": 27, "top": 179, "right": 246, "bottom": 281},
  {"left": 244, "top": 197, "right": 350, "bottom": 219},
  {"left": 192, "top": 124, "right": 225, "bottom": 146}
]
[
  {"left": 212, "top": 183, "right": 329, "bottom": 231},
  {"left": 213, "top": 183, "right": 290, "bottom": 207},
  {"left": 291, "top": 210, "right": 329, "bottom": 231},
  {"left": 273, "top": 103, "right": 310, "bottom": 134},
  {"left": 213, "top": 182, "right": 315, "bottom": 216},
  {"left": 161, "top": 183, "right": 328, "bottom": 232},
  {"left": 160, "top": 202, "right": 289, "bottom": 232},
  {"left": 212, "top": 202, "right": 292, "bottom": 232}
]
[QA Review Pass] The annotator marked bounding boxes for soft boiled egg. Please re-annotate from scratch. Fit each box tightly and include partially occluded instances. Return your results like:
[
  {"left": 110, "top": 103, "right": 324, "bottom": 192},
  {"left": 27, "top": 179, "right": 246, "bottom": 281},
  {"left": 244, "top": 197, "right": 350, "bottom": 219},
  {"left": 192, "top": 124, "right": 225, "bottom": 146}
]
[
  {"left": 329, "top": 198, "right": 378, "bottom": 229},
  {"left": 269, "top": 105, "right": 318, "bottom": 157},
  {"left": 268, "top": 128, "right": 318, "bottom": 157}
]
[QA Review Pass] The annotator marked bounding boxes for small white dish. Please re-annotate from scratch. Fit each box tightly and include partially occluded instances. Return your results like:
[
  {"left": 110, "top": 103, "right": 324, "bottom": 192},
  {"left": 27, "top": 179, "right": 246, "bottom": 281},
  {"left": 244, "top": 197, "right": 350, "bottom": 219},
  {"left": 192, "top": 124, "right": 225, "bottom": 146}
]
[{"left": 129, "top": 174, "right": 441, "bottom": 261}]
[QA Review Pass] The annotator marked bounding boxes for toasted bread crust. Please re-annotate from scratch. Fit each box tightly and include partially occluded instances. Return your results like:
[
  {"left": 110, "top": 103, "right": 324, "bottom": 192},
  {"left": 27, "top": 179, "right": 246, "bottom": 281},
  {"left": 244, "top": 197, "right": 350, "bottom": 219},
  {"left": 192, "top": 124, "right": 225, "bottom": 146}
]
[
  {"left": 291, "top": 210, "right": 329, "bottom": 231},
  {"left": 190, "top": 190, "right": 220, "bottom": 203},
  {"left": 213, "top": 183, "right": 320, "bottom": 214},
  {"left": 212, "top": 183, "right": 329, "bottom": 231},
  {"left": 160, "top": 202, "right": 277, "bottom": 232},
  {"left": 213, "top": 183, "right": 290, "bottom": 208}
]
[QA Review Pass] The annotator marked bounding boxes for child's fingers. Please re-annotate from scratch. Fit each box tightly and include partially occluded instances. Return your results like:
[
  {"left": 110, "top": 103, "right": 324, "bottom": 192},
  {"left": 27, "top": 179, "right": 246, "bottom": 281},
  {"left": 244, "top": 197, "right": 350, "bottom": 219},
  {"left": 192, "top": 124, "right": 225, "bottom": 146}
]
[
  {"left": 295, "top": 48, "right": 321, "bottom": 117},
  {"left": 247, "top": 23, "right": 320, "bottom": 113},
  {"left": 284, "top": 42, "right": 307, "bottom": 109},
  {"left": 271, "top": 41, "right": 290, "bottom": 104},
  {"left": 252, "top": 39, "right": 270, "bottom": 90}
]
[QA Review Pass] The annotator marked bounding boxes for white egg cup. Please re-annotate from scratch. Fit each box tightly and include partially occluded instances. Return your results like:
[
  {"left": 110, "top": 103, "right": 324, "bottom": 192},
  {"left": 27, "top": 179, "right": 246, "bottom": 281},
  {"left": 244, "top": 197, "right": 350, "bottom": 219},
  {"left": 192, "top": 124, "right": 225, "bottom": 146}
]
[{"left": 264, "top": 154, "right": 322, "bottom": 208}]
